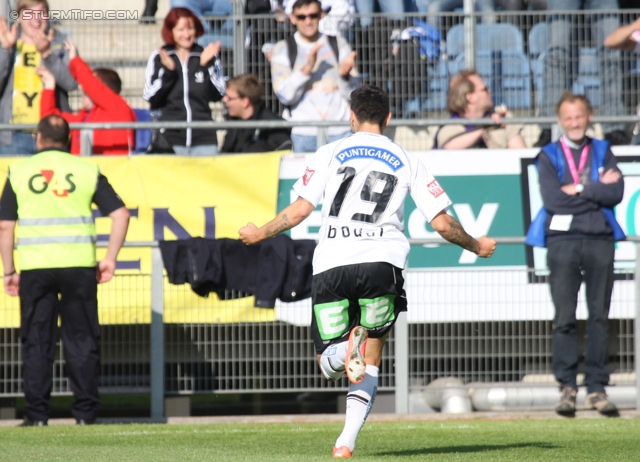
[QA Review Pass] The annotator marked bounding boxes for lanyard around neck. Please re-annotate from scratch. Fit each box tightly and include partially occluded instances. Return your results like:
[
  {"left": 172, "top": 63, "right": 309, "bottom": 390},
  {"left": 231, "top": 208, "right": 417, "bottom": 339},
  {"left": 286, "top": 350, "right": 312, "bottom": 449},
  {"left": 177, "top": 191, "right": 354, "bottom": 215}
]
[{"left": 560, "top": 137, "right": 589, "bottom": 184}]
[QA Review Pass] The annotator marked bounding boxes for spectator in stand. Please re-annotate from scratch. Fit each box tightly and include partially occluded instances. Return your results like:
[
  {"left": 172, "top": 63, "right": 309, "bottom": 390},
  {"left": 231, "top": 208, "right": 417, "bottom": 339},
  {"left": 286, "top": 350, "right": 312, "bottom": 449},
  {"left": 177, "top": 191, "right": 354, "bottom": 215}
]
[
  {"left": 221, "top": 74, "right": 292, "bottom": 153},
  {"left": 436, "top": 69, "right": 526, "bottom": 149},
  {"left": 140, "top": 0, "right": 158, "bottom": 24},
  {"left": 535, "top": 0, "right": 628, "bottom": 147},
  {"left": 283, "top": 0, "right": 356, "bottom": 36},
  {"left": 143, "top": 7, "right": 226, "bottom": 155},
  {"left": 271, "top": 0, "right": 360, "bottom": 152},
  {"left": 353, "top": 0, "right": 404, "bottom": 29},
  {"left": 414, "top": 0, "right": 495, "bottom": 29},
  {"left": 0, "top": 0, "right": 77, "bottom": 155},
  {"left": 170, "top": 0, "right": 234, "bottom": 47},
  {"left": 36, "top": 40, "right": 136, "bottom": 155}
]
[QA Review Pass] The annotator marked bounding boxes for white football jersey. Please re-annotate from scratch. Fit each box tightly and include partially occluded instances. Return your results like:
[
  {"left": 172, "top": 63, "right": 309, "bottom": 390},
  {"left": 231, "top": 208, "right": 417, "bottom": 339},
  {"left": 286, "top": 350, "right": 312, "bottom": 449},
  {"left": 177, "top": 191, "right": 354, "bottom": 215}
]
[{"left": 293, "top": 132, "right": 452, "bottom": 274}]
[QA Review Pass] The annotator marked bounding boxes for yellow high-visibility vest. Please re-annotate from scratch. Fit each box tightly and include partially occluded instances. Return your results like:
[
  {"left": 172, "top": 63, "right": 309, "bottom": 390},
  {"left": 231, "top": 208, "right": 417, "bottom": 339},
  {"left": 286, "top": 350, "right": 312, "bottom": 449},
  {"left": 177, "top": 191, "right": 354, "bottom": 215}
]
[{"left": 10, "top": 150, "right": 99, "bottom": 270}]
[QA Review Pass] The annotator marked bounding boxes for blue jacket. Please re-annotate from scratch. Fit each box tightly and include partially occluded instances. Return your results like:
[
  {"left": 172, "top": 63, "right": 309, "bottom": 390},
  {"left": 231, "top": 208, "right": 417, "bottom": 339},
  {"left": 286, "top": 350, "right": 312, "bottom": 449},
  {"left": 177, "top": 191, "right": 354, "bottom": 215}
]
[{"left": 525, "top": 138, "right": 625, "bottom": 247}]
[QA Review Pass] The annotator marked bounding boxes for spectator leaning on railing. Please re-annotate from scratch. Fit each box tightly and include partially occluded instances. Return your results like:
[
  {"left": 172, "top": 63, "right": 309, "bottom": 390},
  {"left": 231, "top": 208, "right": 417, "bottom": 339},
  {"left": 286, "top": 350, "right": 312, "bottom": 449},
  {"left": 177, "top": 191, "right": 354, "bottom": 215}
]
[
  {"left": 435, "top": 69, "right": 526, "bottom": 150},
  {"left": 220, "top": 73, "right": 292, "bottom": 154},
  {"left": 0, "top": 0, "right": 77, "bottom": 155},
  {"left": 36, "top": 40, "right": 136, "bottom": 155},
  {"left": 143, "top": 7, "right": 226, "bottom": 155}
]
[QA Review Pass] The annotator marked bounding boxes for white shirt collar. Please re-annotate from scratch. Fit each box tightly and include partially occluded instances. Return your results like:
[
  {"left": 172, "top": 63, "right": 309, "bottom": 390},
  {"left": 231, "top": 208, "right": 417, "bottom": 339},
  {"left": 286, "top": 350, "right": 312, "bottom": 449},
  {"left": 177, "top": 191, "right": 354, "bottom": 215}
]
[{"left": 562, "top": 134, "right": 587, "bottom": 150}]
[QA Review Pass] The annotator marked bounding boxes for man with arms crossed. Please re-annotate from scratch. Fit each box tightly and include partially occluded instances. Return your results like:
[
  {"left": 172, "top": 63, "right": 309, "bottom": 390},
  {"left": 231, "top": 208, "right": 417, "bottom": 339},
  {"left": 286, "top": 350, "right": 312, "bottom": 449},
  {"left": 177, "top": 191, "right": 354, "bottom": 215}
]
[
  {"left": 527, "top": 92, "right": 624, "bottom": 417},
  {"left": 239, "top": 85, "right": 496, "bottom": 458}
]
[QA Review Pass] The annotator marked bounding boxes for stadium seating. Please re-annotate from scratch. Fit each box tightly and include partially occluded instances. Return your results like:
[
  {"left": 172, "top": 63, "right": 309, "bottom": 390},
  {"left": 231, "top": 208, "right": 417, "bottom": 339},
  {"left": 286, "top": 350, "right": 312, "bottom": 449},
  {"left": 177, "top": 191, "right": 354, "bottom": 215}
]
[
  {"left": 501, "top": 51, "right": 532, "bottom": 109},
  {"left": 446, "top": 23, "right": 525, "bottom": 59},
  {"left": 527, "top": 21, "right": 546, "bottom": 62},
  {"left": 445, "top": 23, "right": 531, "bottom": 109},
  {"left": 571, "top": 47, "right": 600, "bottom": 108},
  {"left": 133, "top": 109, "right": 152, "bottom": 154},
  {"left": 408, "top": 60, "right": 449, "bottom": 113}
]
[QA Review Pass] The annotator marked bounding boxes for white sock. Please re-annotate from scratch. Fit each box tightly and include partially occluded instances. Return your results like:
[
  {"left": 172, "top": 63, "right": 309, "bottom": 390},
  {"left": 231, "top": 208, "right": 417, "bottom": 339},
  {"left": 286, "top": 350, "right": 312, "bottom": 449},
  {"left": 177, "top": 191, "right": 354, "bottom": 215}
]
[
  {"left": 335, "top": 364, "right": 379, "bottom": 452},
  {"left": 319, "top": 340, "right": 348, "bottom": 381}
]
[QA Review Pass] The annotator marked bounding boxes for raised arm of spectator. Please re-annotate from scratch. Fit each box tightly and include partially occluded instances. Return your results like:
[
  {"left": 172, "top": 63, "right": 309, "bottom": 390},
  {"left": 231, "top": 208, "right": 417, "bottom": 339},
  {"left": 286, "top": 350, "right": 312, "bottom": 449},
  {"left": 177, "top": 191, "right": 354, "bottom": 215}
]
[
  {"left": 201, "top": 42, "right": 226, "bottom": 102},
  {"left": 0, "top": 16, "right": 17, "bottom": 89},
  {"left": 604, "top": 17, "right": 640, "bottom": 52},
  {"left": 143, "top": 49, "right": 179, "bottom": 108},
  {"left": 66, "top": 45, "right": 121, "bottom": 112},
  {"left": 270, "top": 40, "right": 315, "bottom": 107},
  {"left": 36, "top": 66, "right": 83, "bottom": 122},
  {"left": 336, "top": 37, "right": 360, "bottom": 99},
  {"left": 40, "top": 30, "right": 78, "bottom": 93}
]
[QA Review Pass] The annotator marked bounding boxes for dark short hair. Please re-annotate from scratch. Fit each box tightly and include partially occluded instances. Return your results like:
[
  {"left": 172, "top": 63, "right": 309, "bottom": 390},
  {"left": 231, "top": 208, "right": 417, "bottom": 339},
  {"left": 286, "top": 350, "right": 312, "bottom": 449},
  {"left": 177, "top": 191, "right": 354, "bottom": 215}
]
[
  {"left": 291, "top": 0, "right": 322, "bottom": 12},
  {"left": 37, "top": 115, "right": 70, "bottom": 147},
  {"left": 555, "top": 91, "right": 593, "bottom": 116},
  {"left": 227, "top": 74, "right": 264, "bottom": 106},
  {"left": 350, "top": 85, "right": 389, "bottom": 128},
  {"left": 161, "top": 7, "right": 204, "bottom": 45},
  {"left": 93, "top": 68, "right": 122, "bottom": 94}
]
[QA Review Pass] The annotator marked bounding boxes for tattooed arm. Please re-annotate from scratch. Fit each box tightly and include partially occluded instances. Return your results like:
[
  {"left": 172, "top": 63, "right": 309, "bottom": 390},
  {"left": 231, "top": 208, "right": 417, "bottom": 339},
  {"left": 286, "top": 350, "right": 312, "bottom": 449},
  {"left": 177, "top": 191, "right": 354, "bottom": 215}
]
[
  {"left": 430, "top": 211, "right": 496, "bottom": 258},
  {"left": 239, "top": 197, "right": 315, "bottom": 245}
]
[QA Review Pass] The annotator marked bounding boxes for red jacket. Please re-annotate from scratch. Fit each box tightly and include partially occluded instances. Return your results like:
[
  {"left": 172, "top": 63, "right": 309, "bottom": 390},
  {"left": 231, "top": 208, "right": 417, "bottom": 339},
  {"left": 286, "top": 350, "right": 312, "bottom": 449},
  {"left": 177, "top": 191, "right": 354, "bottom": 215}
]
[{"left": 41, "top": 56, "right": 136, "bottom": 155}]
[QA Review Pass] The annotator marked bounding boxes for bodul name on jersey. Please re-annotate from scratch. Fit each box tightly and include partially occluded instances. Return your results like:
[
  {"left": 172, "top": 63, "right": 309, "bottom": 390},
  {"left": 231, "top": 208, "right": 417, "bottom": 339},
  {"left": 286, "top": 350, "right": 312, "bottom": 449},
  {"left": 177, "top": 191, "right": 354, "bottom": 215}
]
[
  {"left": 327, "top": 225, "right": 384, "bottom": 239},
  {"left": 335, "top": 146, "right": 405, "bottom": 171}
]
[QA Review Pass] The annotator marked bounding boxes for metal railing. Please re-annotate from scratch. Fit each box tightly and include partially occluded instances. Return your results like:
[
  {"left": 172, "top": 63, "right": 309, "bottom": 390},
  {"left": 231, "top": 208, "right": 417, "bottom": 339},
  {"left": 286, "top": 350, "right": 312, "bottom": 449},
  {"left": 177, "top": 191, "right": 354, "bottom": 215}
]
[
  {"left": 1, "top": 114, "right": 639, "bottom": 156},
  {"left": 1, "top": 237, "right": 636, "bottom": 417}
]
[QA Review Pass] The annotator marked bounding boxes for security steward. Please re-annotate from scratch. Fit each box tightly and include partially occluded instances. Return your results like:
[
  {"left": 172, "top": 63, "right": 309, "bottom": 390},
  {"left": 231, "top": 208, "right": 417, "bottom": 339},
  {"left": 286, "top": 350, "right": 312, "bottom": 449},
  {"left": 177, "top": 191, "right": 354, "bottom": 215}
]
[{"left": 0, "top": 115, "right": 130, "bottom": 426}]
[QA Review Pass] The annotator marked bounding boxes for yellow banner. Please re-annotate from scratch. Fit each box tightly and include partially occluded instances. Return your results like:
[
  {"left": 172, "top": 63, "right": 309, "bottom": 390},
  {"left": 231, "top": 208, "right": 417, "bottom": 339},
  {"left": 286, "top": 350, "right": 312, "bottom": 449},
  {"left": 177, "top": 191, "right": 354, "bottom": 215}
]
[{"left": 0, "top": 153, "right": 285, "bottom": 327}]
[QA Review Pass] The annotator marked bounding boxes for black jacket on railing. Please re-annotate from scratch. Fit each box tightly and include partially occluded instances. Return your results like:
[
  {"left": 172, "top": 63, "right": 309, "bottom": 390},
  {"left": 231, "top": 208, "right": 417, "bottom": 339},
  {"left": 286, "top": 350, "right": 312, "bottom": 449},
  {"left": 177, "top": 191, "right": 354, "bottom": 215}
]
[{"left": 159, "top": 235, "right": 315, "bottom": 308}]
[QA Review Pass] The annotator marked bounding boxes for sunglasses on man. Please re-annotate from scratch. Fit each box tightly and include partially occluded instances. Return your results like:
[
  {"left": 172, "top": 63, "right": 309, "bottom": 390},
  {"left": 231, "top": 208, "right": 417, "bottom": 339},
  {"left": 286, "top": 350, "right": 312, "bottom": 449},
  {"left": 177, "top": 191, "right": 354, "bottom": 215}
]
[{"left": 295, "top": 12, "right": 321, "bottom": 20}]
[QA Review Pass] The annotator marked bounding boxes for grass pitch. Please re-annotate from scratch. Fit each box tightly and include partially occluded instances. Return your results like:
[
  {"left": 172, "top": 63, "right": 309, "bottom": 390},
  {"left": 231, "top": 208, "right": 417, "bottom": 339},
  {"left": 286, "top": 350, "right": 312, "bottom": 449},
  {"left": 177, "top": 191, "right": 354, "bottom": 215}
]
[{"left": 1, "top": 418, "right": 638, "bottom": 461}]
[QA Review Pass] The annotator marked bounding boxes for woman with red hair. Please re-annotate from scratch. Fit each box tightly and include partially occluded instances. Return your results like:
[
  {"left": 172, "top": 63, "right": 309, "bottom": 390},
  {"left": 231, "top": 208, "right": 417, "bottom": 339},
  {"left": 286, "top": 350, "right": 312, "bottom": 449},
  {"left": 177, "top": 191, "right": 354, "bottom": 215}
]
[{"left": 143, "top": 7, "right": 225, "bottom": 155}]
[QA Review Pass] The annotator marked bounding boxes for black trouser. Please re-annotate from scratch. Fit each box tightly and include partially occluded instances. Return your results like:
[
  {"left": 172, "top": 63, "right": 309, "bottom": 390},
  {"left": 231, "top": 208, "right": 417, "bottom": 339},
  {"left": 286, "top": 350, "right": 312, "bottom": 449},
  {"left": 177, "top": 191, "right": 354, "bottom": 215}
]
[
  {"left": 547, "top": 238, "right": 614, "bottom": 393},
  {"left": 19, "top": 267, "right": 100, "bottom": 422}
]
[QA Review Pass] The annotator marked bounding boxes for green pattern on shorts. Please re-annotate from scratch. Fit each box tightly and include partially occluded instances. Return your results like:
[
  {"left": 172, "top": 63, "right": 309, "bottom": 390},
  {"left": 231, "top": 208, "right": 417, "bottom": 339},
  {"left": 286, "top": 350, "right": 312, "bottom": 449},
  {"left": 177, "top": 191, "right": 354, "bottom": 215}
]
[
  {"left": 358, "top": 295, "right": 396, "bottom": 328},
  {"left": 314, "top": 299, "right": 350, "bottom": 340}
]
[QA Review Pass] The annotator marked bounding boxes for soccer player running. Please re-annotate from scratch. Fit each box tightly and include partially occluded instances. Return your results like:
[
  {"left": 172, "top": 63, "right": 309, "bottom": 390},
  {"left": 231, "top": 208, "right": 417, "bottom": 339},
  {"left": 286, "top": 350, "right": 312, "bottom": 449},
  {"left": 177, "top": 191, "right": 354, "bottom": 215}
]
[{"left": 239, "top": 85, "right": 496, "bottom": 458}]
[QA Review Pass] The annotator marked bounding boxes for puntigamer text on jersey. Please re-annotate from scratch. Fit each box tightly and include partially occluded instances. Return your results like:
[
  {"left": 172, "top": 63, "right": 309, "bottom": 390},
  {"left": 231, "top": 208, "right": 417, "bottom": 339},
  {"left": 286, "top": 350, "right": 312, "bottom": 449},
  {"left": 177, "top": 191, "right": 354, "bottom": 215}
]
[{"left": 335, "top": 146, "right": 405, "bottom": 171}]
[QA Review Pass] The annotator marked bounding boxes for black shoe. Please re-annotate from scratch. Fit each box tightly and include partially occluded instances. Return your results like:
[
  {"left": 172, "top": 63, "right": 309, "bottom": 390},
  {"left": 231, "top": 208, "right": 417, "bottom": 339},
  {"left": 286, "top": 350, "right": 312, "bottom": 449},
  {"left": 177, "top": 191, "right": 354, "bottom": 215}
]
[
  {"left": 76, "top": 418, "right": 96, "bottom": 425},
  {"left": 604, "top": 130, "right": 631, "bottom": 146},
  {"left": 534, "top": 129, "right": 552, "bottom": 147},
  {"left": 555, "top": 386, "right": 576, "bottom": 417},
  {"left": 19, "top": 418, "right": 47, "bottom": 427},
  {"left": 139, "top": 16, "right": 156, "bottom": 25}
]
